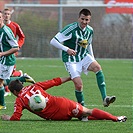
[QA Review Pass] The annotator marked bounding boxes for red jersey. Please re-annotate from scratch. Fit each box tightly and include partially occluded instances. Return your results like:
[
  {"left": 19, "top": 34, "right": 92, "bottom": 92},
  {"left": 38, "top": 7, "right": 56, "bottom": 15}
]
[
  {"left": 6, "top": 21, "right": 25, "bottom": 48},
  {"left": 10, "top": 77, "right": 83, "bottom": 121}
]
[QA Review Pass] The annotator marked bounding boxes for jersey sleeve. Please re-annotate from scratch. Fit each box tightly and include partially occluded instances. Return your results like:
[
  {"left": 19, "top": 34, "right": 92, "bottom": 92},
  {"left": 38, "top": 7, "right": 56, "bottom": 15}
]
[
  {"left": 54, "top": 22, "right": 77, "bottom": 43},
  {"left": 10, "top": 98, "right": 24, "bottom": 121},
  {"left": 54, "top": 32, "right": 72, "bottom": 43},
  {"left": 87, "top": 26, "right": 93, "bottom": 45},
  {"left": 15, "top": 23, "right": 25, "bottom": 48},
  {"left": 5, "top": 26, "right": 18, "bottom": 48},
  {"left": 88, "top": 34, "right": 93, "bottom": 44},
  {"left": 35, "top": 77, "right": 62, "bottom": 91}
]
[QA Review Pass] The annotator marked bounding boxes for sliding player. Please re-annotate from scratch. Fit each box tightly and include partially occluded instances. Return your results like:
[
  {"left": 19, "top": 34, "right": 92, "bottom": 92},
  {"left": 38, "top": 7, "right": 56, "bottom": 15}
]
[{"left": 1, "top": 76, "right": 126, "bottom": 122}]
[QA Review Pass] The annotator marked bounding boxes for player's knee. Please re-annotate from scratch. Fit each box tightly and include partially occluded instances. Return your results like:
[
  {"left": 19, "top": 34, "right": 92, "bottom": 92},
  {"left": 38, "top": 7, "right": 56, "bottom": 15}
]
[
  {"left": 82, "top": 107, "right": 92, "bottom": 116},
  {"left": 96, "top": 64, "right": 101, "bottom": 71},
  {"left": 75, "top": 83, "right": 83, "bottom": 91},
  {"left": 93, "top": 64, "right": 101, "bottom": 73}
]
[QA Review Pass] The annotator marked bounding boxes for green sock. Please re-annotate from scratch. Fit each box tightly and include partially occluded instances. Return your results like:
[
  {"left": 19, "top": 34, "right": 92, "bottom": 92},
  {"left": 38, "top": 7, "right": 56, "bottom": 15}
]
[
  {"left": 96, "top": 70, "right": 106, "bottom": 100},
  {"left": 5, "top": 76, "right": 26, "bottom": 85},
  {"left": 0, "top": 86, "right": 5, "bottom": 106},
  {"left": 75, "top": 90, "right": 85, "bottom": 106}
]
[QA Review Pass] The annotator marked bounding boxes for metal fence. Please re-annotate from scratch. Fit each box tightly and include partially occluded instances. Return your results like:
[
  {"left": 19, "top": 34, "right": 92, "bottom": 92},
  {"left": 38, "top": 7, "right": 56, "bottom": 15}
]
[{"left": 5, "top": 4, "right": 133, "bottom": 58}]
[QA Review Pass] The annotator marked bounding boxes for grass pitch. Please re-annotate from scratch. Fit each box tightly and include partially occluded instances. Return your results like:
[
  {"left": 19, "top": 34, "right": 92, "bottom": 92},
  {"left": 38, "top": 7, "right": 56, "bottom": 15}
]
[{"left": 0, "top": 58, "right": 132, "bottom": 133}]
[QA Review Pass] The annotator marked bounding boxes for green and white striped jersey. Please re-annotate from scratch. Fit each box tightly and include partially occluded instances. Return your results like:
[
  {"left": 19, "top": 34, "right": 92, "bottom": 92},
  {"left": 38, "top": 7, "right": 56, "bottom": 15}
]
[
  {"left": 55, "top": 22, "right": 93, "bottom": 62},
  {"left": 0, "top": 25, "right": 18, "bottom": 65}
]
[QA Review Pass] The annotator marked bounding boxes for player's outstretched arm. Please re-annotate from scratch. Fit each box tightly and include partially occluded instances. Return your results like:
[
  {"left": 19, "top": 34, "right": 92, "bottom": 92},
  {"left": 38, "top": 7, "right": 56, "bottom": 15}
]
[{"left": 36, "top": 77, "right": 71, "bottom": 91}]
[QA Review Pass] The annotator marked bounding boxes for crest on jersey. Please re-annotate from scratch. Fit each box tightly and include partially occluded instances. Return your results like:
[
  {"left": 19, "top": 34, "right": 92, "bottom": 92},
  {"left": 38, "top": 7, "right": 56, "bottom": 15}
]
[{"left": 78, "top": 39, "right": 88, "bottom": 48}]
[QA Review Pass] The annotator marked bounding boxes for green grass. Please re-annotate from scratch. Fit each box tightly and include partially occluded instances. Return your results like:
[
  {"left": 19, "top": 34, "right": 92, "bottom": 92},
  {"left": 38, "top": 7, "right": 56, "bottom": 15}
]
[{"left": 0, "top": 58, "right": 132, "bottom": 133}]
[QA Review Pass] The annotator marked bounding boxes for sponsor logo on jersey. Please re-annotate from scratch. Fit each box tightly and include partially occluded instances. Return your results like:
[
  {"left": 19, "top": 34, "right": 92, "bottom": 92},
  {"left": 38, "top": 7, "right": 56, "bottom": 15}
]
[{"left": 78, "top": 39, "right": 88, "bottom": 49}]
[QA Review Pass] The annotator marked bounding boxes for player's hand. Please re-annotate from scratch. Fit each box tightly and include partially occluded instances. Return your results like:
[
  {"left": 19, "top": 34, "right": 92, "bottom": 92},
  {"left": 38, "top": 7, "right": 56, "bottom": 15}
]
[
  {"left": 67, "top": 49, "right": 76, "bottom": 56},
  {"left": 1, "top": 114, "right": 11, "bottom": 120},
  {"left": 0, "top": 52, "right": 4, "bottom": 57}
]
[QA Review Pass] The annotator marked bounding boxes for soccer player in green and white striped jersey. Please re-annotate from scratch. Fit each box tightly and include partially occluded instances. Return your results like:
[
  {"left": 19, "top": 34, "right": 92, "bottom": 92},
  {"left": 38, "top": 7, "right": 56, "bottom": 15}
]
[
  {"left": 0, "top": 11, "right": 19, "bottom": 109},
  {"left": 50, "top": 9, "right": 116, "bottom": 108}
]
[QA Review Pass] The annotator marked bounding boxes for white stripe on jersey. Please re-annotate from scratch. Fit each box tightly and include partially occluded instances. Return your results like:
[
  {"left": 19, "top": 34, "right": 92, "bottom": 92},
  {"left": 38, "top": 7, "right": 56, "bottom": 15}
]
[
  {"left": 62, "top": 23, "right": 77, "bottom": 35},
  {"left": 3, "top": 26, "right": 18, "bottom": 47},
  {"left": 0, "top": 32, "right": 4, "bottom": 52}
]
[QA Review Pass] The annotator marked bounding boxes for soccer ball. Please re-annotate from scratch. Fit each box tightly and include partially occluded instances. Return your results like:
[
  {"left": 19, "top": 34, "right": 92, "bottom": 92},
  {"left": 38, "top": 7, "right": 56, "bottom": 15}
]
[{"left": 29, "top": 94, "right": 46, "bottom": 112}]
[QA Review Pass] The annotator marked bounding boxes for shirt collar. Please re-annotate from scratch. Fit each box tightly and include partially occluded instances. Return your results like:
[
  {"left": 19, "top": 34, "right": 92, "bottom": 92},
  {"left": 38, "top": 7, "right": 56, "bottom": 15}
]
[{"left": 78, "top": 22, "right": 86, "bottom": 31}]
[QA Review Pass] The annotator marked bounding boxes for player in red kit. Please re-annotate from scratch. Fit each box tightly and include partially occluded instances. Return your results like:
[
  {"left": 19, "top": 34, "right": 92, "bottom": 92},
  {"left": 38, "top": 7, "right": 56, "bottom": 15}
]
[{"left": 1, "top": 76, "right": 127, "bottom": 122}]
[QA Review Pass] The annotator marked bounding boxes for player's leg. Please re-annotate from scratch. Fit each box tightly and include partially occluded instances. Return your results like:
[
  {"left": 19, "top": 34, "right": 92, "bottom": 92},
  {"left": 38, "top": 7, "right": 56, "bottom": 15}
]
[
  {"left": 73, "top": 77, "right": 84, "bottom": 106},
  {"left": 89, "top": 108, "right": 117, "bottom": 121},
  {"left": 88, "top": 60, "right": 116, "bottom": 107},
  {"left": 12, "top": 70, "right": 23, "bottom": 77},
  {"left": 5, "top": 73, "right": 35, "bottom": 85},
  {"left": 82, "top": 55, "right": 109, "bottom": 106},
  {"left": 82, "top": 107, "right": 127, "bottom": 122},
  {"left": 0, "top": 65, "right": 14, "bottom": 109},
  {"left": 96, "top": 69, "right": 116, "bottom": 107},
  {"left": 96, "top": 69, "right": 107, "bottom": 100},
  {"left": 4, "top": 73, "right": 35, "bottom": 97},
  {"left": 87, "top": 61, "right": 107, "bottom": 99},
  {"left": 0, "top": 79, "right": 6, "bottom": 109},
  {"left": 4, "top": 85, "right": 11, "bottom": 97},
  {"left": 65, "top": 62, "right": 85, "bottom": 106},
  {"left": 4, "top": 69, "right": 23, "bottom": 97},
  {"left": 11, "top": 65, "right": 23, "bottom": 77}
]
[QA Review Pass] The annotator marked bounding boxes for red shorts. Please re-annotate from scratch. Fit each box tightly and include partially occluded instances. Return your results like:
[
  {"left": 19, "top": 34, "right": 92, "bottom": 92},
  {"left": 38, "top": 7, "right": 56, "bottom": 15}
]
[{"left": 40, "top": 97, "right": 83, "bottom": 120}]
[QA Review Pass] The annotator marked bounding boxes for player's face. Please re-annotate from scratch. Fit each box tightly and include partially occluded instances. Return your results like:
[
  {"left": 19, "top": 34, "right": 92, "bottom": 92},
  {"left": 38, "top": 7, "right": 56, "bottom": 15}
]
[
  {"left": 78, "top": 14, "right": 91, "bottom": 29},
  {"left": 3, "top": 10, "right": 11, "bottom": 21},
  {"left": 0, "top": 13, "right": 4, "bottom": 26}
]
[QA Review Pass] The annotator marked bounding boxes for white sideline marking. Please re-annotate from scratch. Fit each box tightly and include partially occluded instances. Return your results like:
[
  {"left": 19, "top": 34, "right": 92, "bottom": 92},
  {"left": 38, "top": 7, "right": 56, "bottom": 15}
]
[
  {"left": 22, "top": 65, "right": 64, "bottom": 68},
  {"left": 43, "top": 65, "right": 63, "bottom": 68},
  {"left": 87, "top": 105, "right": 133, "bottom": 108}
]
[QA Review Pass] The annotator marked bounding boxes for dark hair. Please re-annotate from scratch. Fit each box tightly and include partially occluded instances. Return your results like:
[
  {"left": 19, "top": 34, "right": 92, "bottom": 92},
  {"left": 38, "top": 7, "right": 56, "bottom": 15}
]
[
  {"left": 8, "top": 80, "right": 23, "bottom": 93},
  {"left": 79, "top": 9, "right": 91, "bottom": 17}
]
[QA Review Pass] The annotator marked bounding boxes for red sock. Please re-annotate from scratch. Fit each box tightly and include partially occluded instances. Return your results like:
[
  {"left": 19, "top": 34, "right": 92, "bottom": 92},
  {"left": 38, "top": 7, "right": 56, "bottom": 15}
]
[
  {"left": 90, "top": 108, "right": 117, "bottom": 121},
  {"left": 12, "top": 70, "right": 21, "bottom": 77},
  {"left": 88, "top": 116, "right": 98, "bottom": 120},
  {"left": 5, "top": 86, "right": 10, "bottom": 92}
]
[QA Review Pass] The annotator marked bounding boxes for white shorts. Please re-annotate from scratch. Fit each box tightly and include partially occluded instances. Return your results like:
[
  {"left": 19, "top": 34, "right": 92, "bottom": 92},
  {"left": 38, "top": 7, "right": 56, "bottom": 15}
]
[
  {"left": 0, "top": 64, "right": 14, "bottom": 79},
  {"left": 64, "top": 54, "right": 95, "bottom": 79}
]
